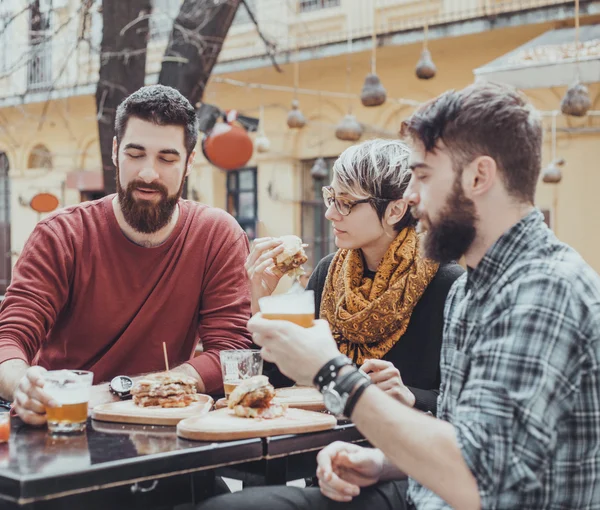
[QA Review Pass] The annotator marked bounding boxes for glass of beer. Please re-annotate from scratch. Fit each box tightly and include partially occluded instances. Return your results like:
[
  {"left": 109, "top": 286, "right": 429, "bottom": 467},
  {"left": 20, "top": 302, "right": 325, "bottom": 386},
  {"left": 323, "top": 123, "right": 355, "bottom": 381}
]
[
  {"left": 219, "top": 350, "right": 263, "bottom": 398},
  {"left": 259, "top": 290, "right": 315, "bottom": 328},
  {"left": 43, "top": 370, "right": 93, "bottom": 434}
]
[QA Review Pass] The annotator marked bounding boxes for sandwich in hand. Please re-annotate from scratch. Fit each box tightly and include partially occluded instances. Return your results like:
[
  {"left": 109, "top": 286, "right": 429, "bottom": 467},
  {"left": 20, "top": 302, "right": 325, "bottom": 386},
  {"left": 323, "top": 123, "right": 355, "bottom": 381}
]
[
  {"left": 131, "top": 373, "right": 200, "bottom": 408},
  {"left": 273, "top": 235, "right": 308, "bottom": 278},
  {"left": 227, "top": 375, "right": 287, "bottom": 419}
]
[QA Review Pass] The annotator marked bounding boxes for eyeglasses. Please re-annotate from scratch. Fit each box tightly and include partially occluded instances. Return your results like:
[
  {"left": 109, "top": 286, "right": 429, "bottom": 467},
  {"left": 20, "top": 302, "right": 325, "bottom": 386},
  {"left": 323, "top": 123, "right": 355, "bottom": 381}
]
[{"left": 322, "top": 186, "right": 375, "bottom": 216}]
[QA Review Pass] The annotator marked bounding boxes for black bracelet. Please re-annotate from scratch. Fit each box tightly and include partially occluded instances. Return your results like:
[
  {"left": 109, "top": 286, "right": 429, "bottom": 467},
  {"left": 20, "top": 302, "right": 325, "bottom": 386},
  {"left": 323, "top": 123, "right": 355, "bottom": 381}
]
[
  {"left": 314, "top": 355, "right": 352, "bottom": 392},
  {"left": 344, "top": 377, "right": 371, "bottom": 419}
]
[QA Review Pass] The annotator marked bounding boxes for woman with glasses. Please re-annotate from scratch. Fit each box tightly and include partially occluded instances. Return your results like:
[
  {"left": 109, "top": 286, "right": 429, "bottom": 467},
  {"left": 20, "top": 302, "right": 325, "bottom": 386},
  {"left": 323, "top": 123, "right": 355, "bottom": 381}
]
[{"left": 246, "top": 139, "right": 463, "bottom": 414}]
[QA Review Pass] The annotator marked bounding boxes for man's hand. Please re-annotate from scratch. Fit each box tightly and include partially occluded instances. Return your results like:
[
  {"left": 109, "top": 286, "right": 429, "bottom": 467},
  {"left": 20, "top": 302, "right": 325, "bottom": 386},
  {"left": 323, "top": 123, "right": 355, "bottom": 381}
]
[
  {"left": 317, "top": 442, "right": 386, "bottom": 502},
  {"left": 362, "top": 359, "right": 416, "bottom": 407},
  {"left": 13, "top": 366, "right": 58, "bottom": 426},
  {"left": 248, "top": 316, "right": 340, "bottom": 386}
]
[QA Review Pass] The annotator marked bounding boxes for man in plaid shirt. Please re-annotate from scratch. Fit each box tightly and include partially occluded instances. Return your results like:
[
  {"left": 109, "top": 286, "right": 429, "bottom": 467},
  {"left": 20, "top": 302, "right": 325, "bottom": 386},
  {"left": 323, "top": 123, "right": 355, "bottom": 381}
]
[{"left": 199, "top": 83, "right": 600, "bottom": 509}]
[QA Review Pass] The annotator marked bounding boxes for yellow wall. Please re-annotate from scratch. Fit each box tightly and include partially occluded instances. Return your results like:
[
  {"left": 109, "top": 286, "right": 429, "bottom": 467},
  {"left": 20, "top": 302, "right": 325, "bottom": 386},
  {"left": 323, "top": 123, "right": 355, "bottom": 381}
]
[{"left": 3, "top": 21, "right": 600, "bottom": 273}]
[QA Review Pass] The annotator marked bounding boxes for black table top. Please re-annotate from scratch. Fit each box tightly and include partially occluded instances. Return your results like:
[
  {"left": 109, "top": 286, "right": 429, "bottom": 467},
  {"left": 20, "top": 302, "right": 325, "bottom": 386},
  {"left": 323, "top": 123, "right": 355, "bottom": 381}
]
[
  {"left": 0, "top": 417, "right": 263, "bottom": 504},
  {"left": 264, "top": 420, "right": 366, "bottom": 459}
]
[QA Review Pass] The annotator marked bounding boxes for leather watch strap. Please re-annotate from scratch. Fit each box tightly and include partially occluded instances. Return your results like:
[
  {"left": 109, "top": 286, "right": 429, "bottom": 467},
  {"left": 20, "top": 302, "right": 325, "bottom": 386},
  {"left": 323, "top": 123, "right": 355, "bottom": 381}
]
[{"left": 314, "top": 355, "right": 353, "bottom": 392}]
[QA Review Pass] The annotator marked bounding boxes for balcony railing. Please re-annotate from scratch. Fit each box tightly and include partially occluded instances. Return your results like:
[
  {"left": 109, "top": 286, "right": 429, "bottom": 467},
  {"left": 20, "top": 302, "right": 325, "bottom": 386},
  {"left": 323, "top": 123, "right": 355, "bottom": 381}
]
[
  {"left": 27, "top": 43, "right": 53, "bottom": 91},
  {"left": 0, "top": 0, "right": 581, "bottom": 100}
]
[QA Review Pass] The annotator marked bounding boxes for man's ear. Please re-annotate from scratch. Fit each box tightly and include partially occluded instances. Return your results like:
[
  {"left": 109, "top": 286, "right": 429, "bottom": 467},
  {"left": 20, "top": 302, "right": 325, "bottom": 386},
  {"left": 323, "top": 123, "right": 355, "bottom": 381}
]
[
  {"left": 112, "top": 137, "right": 118, "bottom": 167},
  {"left": 186, "top": 149, "right": 196, "bottom": 177},
  {"left": 466, "top": 156, "right": 497, "bottom": 197}
]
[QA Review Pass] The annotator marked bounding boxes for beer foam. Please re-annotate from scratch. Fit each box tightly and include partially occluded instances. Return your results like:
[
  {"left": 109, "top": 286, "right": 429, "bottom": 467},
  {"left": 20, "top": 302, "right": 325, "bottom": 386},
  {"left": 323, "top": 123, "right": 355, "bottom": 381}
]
[
  {"left": 45, "top": 385, "right": 91, "bottom": 405},
  {"left": 259, "top": 290, "right": 315, "bottom": 315}
]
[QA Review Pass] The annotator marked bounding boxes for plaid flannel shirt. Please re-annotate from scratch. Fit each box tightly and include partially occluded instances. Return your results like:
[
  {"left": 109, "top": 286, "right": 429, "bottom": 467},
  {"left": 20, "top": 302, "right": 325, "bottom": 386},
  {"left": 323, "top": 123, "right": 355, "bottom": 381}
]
[{"left": 409, "top": 210, "right": 600, "bottom": 509}]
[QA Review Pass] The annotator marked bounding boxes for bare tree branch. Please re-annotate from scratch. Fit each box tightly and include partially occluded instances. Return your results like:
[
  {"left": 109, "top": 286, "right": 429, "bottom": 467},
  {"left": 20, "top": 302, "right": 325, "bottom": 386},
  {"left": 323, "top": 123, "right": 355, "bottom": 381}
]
[
  {"left": 158, "top": 0, "right": 242, "bottom": 107},
  {"left": 241, "top": 0, "right": 282, "bottom": 73}
]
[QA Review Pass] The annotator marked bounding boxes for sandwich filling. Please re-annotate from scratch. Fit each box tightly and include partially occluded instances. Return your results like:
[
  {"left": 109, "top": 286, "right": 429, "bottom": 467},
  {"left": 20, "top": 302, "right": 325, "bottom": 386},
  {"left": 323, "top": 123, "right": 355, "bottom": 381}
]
[{"left": 131, "top": 373, "right": 200, "bottom": 408}]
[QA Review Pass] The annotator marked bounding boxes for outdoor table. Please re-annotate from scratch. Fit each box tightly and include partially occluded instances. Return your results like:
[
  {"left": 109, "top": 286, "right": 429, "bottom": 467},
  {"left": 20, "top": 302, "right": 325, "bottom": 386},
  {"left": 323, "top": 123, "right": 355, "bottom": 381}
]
[
  {"left": 0, "top": 417, "right": 262, "bottom": 510},
  {"left": 219, "top": 420, "right": 368, "bottom": 486}
]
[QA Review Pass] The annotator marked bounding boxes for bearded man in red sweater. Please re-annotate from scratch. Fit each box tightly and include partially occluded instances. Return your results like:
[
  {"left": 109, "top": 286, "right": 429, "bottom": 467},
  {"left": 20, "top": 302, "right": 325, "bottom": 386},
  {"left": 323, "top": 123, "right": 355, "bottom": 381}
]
[{"left": 0, "top": 85, "right": 252, "bottom": 425}]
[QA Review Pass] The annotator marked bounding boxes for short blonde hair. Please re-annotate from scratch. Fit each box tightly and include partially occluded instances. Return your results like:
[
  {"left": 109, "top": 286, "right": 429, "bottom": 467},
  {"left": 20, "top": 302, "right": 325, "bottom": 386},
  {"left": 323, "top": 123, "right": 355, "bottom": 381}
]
[
  {"left": 332, "top": 139, "right": 412, "bottom": 200},
  {"left": 331, "top": 139, "right": 416, "bottom": 231}
]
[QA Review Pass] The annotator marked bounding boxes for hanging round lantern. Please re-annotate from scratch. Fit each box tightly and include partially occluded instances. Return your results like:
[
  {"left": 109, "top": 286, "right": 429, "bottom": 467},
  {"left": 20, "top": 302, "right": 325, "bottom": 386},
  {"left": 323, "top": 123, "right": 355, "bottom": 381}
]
[
  {"left": 30, "top": 192, "right": 59, "bottom": 213},
  {"left": 310, "top": 157, "right": 329, "bottom": 180},
  {"left": 560, "top": 81, "right": 591, "bottom": 117},
  {"left": 202, "top": 120, "right": 253, "bottom": 171},
  {"left": 360, "top": 73, "right": 387, "bottom": 107},
  {"left": 335, "top": 114, "right": 363, "bottom": 142},
  {"left": 542, "top": 158, "right": 564, "bottom": 184},
  {"left": 416, "top": 49, "right": 437, "bottom": 80},
  {"left": 287, "top": 100, "right": 306, "bottom": 129}
]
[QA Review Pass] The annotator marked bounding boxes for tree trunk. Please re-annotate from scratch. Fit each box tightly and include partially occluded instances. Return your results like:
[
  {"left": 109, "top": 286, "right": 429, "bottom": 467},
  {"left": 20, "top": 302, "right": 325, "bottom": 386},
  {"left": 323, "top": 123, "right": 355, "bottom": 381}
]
[
  {"left": 96, "top": 0, "right": 151, "bottom": 195},
  {"left": 158, "top": 0, "right": 241, "bottom": 108}
]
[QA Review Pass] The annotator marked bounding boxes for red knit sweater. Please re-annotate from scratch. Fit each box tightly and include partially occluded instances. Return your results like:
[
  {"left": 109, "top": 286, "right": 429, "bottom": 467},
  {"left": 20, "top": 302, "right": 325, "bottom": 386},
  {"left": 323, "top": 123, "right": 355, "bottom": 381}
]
[{"left": 0, "top": 196, "right": 252, "bottom": 394}]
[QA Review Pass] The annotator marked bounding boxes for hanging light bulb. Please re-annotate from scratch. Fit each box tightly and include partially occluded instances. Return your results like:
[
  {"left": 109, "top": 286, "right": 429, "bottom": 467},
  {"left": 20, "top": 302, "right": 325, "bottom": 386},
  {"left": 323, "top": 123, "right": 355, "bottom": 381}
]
[
  {"left": 543, "top": 112, "right": 563, "bottom": 184},
  {"left": 335, "top": 114, "right": 363, "bottom": 142},
  {"left": 255, "top": 103, "right": 270, "bottom": 153},
  {"left": 310, "top": 157, "right": 329, "bottom": 180},
  {"left": 560, "top": 81, "right": 591, "bottom": 117},
  {"left": 287, "top": 99, "right": 306, "bottom": 129},
  {"left": 361, "top": 73, "right": 387, "bottom": 107},
  {"left": 255, "top": 134, "right": 270, "bottom": 153},
  {"left": 542, "top": 158, "right": 564, "bottom": 184},
  {"left": 416, "top": 49, "right": 436, "bottom": 80},
  {"left": 361, "top": 12, "right": 386, "bottom": 108}
]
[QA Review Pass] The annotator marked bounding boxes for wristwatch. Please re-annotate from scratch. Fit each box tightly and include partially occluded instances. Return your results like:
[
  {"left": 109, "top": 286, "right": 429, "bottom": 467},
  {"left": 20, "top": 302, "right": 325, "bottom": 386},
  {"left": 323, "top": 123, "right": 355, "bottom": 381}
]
[
  {"left": 321, "top": 368, "right": 370, "bottom": 417},
  {"left": 109, "top": 375, "right": 134, "bottom": 400}
]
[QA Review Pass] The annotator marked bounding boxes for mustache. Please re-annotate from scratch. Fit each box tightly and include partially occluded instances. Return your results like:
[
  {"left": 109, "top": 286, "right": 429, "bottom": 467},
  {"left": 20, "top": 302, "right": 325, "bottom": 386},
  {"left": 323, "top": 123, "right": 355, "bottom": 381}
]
[{"left": 128, "top": 180, "right": 168, "bottom": 196}]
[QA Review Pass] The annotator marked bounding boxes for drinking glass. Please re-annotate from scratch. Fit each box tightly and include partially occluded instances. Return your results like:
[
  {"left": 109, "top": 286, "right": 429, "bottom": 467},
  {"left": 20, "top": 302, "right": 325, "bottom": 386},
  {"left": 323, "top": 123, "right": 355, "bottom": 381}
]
[
  {"left": 44, "top": 370, "right": 93, "bottom": 434},
  {"left": 219, "top": 350, "right": 263, "bottom": 398}
]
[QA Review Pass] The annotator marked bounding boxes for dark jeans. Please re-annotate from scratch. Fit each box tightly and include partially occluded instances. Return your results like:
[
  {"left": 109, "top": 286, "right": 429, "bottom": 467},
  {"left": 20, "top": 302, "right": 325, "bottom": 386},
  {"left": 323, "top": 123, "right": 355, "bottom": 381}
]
[{"left": 197, "top": 480, "right": 413, "bottom": 510}]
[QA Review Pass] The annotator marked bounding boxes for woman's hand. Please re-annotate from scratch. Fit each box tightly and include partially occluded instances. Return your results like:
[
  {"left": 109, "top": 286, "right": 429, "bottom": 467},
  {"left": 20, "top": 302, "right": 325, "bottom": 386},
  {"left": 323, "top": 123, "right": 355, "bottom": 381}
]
[
  {"left": 245, "top": 237, "right": 285, "bottom": 314},
  {"left": 361, "top": 359, "right": 416, "bottom": 407}
]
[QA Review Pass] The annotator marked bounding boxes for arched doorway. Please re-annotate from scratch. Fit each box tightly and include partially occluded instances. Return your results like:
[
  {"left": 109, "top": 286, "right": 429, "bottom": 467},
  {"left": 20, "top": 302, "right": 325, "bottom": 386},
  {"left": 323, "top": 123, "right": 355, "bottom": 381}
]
[{"left": 0, "top": 152, "right": 9, "bottom": 295}]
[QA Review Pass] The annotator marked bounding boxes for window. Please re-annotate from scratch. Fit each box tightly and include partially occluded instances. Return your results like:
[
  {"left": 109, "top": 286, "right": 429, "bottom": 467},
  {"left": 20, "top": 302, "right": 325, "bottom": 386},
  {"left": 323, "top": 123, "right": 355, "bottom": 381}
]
[
  {"left": 0, "top": 12, "right": 11, "bottom": 74},
  {"left": 231, "top": 0, "right": 255, "bottom": 26},
  {"left": 226, "top": 168, "right": 258, "bottom": 240},
  {"left": 298, "top": 0, "right": 340, "bottom": 13},
  {"left": 0, "top": 152, "right": 10, "bottom": 294},
  {"left": 27, "top": 144, "right": 53, "bottom": 170},
  {"left": 301, "top": 157, "right": 337, "bottom": 266},
  {"left": 27, "top": 1, "right": 52, "bottom": 90}
]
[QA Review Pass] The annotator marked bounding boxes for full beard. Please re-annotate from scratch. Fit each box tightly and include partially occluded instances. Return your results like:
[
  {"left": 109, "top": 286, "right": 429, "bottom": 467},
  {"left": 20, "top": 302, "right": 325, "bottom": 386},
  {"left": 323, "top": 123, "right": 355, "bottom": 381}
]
[
  {"left": 116, "top": 166, "right": 184, "bottom": 234},
  {"left": 418, "top": 176, "right": 478, "bottom": 264}
]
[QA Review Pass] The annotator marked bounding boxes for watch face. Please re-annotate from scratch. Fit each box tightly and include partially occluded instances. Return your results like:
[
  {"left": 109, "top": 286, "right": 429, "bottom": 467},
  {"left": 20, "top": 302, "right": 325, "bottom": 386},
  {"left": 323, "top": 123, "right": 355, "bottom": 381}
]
[
  {"left": 110, "top": 376, "right": 133, "bottom": 394},
  {"left": 323, "top": 389, "right": 344, "bottom": 416}
]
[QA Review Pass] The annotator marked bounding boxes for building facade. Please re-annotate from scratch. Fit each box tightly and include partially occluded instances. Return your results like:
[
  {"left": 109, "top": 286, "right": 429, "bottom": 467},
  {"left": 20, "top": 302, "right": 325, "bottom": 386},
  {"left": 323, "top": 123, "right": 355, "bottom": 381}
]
[{"left": 0, "top": 0, "right": 599, "bottom": 294}]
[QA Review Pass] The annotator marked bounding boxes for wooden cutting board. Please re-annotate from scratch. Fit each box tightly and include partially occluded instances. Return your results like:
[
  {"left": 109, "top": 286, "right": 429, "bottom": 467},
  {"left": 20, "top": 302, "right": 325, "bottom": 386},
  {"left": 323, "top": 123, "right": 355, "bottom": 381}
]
[
  {"left": 214, "top": 386, "right": 325, "bottom": 412},
  {"left": 177, "top": 407, "right": 336, "bottom": 441},
  {"left": 92, "top": 395, "right": 214, "bottom": 426},
  {"left": 275, "top": 386, "right": 325, "bottom": 411}
]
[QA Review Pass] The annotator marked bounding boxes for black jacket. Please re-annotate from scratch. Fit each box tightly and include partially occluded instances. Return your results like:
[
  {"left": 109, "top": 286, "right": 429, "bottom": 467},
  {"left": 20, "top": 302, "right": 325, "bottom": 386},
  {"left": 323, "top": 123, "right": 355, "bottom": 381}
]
[{"left": 264, "top": 254, "right": 464, "bottom": 415}]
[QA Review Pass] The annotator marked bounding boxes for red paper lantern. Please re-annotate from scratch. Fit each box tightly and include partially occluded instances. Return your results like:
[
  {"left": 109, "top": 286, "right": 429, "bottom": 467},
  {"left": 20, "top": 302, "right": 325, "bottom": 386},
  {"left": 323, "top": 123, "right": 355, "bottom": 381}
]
[
  {"left": 202, "top": 121, "right": 253, "bottom": 171},
  {"left": 30, "top": 193, "right": 59, "bottom": 213}
]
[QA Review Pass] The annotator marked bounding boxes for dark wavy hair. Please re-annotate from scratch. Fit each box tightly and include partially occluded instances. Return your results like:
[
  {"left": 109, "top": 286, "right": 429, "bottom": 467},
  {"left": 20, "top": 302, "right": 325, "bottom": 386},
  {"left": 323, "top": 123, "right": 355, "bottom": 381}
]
[
  {"left": 401, "top": 81, "right": 542, "bottom": 204},
  {"left": 115, "top": 85, "right": 199, "bottom": 158}
]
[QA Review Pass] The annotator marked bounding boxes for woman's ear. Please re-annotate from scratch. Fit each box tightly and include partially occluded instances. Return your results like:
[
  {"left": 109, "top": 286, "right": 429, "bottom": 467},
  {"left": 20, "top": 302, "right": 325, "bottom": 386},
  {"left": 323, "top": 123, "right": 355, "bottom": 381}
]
[{"left": 385, "top": 199, "right": 408, "bottom": 226}]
